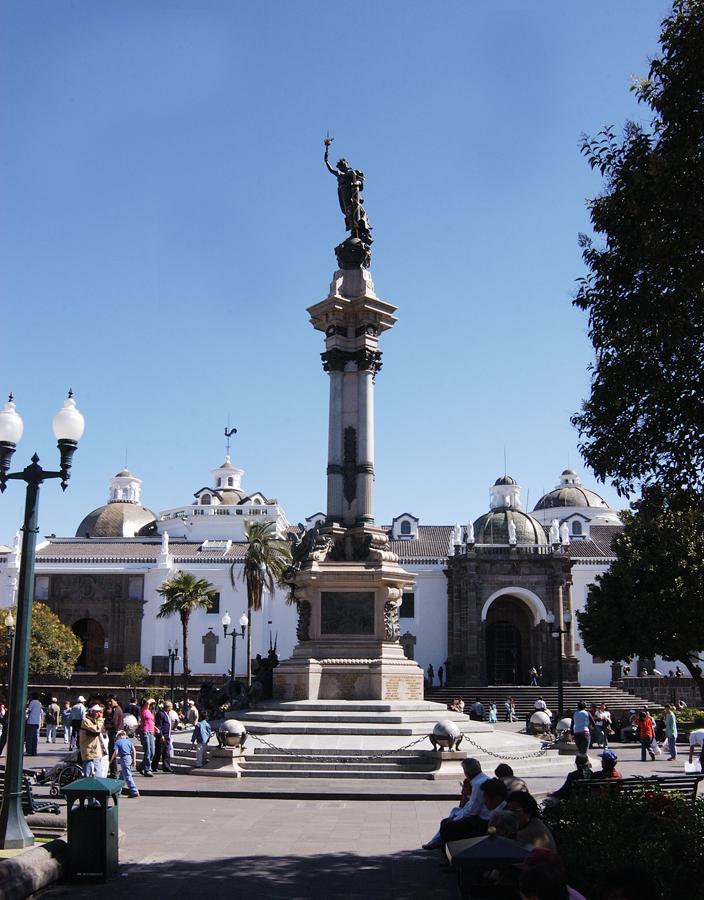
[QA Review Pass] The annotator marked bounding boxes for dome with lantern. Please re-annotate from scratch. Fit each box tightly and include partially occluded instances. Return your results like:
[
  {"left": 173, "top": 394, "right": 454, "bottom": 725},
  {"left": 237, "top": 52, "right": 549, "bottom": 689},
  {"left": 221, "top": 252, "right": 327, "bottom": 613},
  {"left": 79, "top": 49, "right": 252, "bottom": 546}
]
[
  {"left": 76, "top": 469, "right": 157, "bottom": 538},
  {"left": 472, "top": 475, "right": 548, "bottom": 546}
]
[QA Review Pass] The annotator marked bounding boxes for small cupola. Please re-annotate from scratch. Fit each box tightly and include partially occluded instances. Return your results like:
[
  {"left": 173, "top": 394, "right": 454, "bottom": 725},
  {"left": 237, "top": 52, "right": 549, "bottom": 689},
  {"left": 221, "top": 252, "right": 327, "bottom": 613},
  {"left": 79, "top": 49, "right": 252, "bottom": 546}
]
[
  {"left": 212, "top": 455, "right": 244, "bottom": 492},
  {"left": 109, "top": 469, "right": 142, "bottom": 504},
  {"left": 489, "top": 475, "right": 522, "bottom": 511}
]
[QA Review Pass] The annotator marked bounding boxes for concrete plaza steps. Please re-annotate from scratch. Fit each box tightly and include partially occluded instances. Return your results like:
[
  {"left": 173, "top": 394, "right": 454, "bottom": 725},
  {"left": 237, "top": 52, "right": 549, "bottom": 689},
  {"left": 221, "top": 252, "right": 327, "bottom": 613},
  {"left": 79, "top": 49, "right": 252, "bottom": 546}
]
[{"left": 425, "top": 685, "right": 660, "bottom": 719}]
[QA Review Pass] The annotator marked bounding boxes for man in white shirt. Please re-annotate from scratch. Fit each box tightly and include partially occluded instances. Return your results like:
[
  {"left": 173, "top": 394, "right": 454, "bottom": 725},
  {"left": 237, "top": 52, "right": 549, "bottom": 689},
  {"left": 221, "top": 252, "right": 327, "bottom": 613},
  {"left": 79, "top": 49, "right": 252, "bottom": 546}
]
[
  {"left": 422, "top": 758, "right": 488, "bottom": 850},
  {"left": 69, "top": 696, "right": 87, "bottom": 750},
  {"left": 688, "top": 727, "right": 704, "bottom": 771},
  {"left": 25, "top": 694, "right": 43, "bottom": 756}
]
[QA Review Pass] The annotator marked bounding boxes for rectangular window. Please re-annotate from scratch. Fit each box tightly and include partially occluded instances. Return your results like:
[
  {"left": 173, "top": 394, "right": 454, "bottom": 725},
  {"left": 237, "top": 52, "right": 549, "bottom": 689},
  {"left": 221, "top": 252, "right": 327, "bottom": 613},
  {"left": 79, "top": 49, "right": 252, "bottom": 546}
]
[
  {"left": 208, "top": 592, "right": 220, "bottom": 614},
  {"left": 128, "top": 576, "right": 144, "bottom": 601},
  {"left": 34, "top": 576, "right": 50, "bottom": 602},
  {"left": 399, "top": 592, "right": 415, "bottom": 618}
]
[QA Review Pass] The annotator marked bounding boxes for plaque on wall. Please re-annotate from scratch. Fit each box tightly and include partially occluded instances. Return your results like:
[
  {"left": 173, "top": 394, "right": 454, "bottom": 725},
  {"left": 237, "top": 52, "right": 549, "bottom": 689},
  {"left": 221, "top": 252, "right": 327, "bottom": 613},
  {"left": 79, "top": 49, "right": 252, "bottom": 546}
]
[{"left": 321, "top": 592, "right": 375, "bottom": 635}]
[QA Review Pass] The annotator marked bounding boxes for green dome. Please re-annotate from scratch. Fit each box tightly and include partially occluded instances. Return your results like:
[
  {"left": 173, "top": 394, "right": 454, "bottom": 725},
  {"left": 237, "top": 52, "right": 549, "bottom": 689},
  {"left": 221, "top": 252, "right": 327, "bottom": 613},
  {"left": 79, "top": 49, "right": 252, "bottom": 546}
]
[{"left": 472, "top": 509, "right": 547, "bottom": 546}]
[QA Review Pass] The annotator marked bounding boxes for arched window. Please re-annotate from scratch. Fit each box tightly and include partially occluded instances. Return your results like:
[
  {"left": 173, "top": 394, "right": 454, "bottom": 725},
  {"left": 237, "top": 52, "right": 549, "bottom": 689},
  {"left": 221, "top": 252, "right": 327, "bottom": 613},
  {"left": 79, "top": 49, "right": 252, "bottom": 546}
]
[
  {"left": 217, "top": 477, "right": 222, "bottom": 487},
  {"left": 227, "top": 477, "right": 234, "bottom": 487},
  {"left": 572, "top": 520, "right": 582, "bottom": 535},
  {"left": 201, "top": 494, "right": 212, "bottom": 505},
  {"left": 400, "top": 520, "right": 412, "bottom": 535}
]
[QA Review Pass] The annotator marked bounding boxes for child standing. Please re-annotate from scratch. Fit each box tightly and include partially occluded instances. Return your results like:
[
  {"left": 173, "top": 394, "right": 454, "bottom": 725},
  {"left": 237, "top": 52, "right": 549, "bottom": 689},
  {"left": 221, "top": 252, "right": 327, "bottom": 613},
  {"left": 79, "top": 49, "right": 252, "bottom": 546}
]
[
  {"left": 110, "top": 729, "right": 140, "bottom": 798},
  {"left": 191, "top": 715, "right": 212, "bottom": 767}
]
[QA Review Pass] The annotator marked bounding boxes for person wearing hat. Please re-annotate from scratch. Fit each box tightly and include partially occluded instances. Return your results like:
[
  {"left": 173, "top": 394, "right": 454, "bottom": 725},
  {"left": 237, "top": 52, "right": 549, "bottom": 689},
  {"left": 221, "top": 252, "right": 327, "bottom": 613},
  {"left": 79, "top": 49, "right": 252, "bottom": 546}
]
[
  {"left": 186, "top": 699, "right": 199, "bottom": 727},
  {"left": 592, "top": 749, "right": 622, "bottom": 781},
  {"left": 69, "top": 696, "right": 87, "bottom": 750},
  {"left": 79, "top": 704, "right": 105, "bottom": 777},
  {"left": 45, "top": 697, "right": 61, "bottom": 744}
]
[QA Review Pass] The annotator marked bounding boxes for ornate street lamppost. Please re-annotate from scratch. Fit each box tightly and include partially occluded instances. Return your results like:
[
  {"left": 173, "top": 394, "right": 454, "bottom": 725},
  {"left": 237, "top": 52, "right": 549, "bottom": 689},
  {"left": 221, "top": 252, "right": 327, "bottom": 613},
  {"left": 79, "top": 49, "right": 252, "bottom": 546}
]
[
  {"left": 547, "top": 610, "right": 572, "bottom": 722},
  {"left": 167, "top": 643, "right": 180, "bottom": 704},
  {"left": 4, "top": 610, "right": 15, "bottom": 696},
  {"left": 221, "top": 611, "right": 248, "bottom": 681},
  {"left": 0, "top": 391, "right": 85, "bottom": 849}
]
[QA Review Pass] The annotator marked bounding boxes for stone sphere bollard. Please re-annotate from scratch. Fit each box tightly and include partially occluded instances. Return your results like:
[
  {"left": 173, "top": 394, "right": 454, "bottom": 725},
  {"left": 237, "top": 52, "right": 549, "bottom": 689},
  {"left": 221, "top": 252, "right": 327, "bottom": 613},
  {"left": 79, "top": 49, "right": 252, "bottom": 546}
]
[
  {"left": 430, "top": 719, "right": 463, "bottom": 751},
  {"left": 556, "top": 717, "right": 572, "bottom": 740},
  {"left": 219, "top": 718, "right": 247, "bottom": 749},
  {"left": 529, "top": 710, "right": 552, "bottom": 735},
  {"left": 123, "top": 713, "right": 138, "bottom": 737}
]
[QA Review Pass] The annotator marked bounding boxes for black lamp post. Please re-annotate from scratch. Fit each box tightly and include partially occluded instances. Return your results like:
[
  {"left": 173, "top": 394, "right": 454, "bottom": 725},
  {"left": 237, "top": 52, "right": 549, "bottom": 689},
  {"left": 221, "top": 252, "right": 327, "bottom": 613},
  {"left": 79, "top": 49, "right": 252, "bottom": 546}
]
[
  {"left": 547, "top": 610, "right": 572, "bottom": 722},
  {"left": 0, "top": 391, "right": 85, "bottom": 850},
  {"left": 4, "top": 610, "right": 15, "bottom": 697},
  {"left": 221, "top": 611, "right": 248, "bottom": 680},
  {"left": 167, "top": 644, "right": 180, "bottom": 704}
]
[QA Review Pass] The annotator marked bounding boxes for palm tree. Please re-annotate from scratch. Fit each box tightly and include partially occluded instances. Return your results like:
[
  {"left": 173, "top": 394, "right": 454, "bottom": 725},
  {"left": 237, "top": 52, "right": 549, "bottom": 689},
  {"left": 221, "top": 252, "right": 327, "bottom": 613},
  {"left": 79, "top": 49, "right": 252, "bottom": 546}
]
[
  {"left": 156, "top": 571, "right": 218, "bottom": 699},
  {"left": 240, "top": 521, "right": 292, "bottom": 686}
]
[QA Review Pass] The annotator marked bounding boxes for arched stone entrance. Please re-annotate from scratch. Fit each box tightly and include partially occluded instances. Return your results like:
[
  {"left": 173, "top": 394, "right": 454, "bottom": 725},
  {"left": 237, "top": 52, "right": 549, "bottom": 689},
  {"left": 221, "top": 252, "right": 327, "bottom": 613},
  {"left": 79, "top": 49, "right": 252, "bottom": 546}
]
[
  {"left": 73, "top": 618, "right": 105, "bottom": 670},
  {"left": 484, "top": 595, "right": 535, "bottom": 685}
]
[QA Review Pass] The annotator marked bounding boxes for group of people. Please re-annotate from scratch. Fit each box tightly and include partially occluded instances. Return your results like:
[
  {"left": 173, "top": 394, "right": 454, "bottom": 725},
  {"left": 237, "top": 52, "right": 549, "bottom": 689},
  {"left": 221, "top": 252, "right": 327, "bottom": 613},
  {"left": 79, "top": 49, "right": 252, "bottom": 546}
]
[
  {"left": 422, "top": 758, "right": 588, "bottom": 898},
  {"left": 446, "top": 695, "right": 517, "bottom": 723},
  {"left": 426, "top": 663, "right": 446, "bottom": 688}
]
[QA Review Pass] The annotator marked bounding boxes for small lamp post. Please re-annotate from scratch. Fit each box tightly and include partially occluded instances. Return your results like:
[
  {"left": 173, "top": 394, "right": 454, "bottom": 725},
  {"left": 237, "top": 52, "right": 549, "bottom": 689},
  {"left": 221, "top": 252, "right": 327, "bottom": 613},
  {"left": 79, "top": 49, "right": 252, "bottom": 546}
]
[
  {"left": 167, "top": 643, "right": 180, "bottom": 704},
  {"left": 4, "top": 610, "right": 15, "bottom": 695},
  {"left": 547, "top": 610, "right": 572, "bottom": 722},
  {"left": 222, "top": 611, "right": 248, "bottom": 680},
  {"left": 0, "top": 391, "right": 85, "bottom": 850}
]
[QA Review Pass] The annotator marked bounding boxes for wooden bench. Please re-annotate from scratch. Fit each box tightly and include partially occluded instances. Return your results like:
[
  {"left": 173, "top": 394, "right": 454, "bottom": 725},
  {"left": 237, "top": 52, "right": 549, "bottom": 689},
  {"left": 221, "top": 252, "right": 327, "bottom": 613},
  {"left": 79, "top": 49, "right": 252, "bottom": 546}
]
[{"left": 574, "top": 773, "right": 703, "bottom": 803}]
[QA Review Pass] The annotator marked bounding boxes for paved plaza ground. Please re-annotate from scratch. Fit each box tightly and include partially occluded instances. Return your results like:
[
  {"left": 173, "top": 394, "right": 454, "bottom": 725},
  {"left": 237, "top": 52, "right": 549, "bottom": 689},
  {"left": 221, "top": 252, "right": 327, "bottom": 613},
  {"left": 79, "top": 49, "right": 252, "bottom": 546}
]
[{"left": 19, "top": 732, "right": 700, "bottom": 899}]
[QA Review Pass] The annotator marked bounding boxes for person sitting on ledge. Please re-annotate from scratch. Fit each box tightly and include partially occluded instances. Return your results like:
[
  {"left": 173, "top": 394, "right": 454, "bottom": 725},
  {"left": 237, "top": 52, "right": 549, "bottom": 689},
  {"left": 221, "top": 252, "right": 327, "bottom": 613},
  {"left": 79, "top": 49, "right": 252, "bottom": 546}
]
[
  {"left": 593, "top": 749, "right": 622, "bottom": 780},
  {"left": 506, "top": 790, "right": 557, "bottom": 852},
  {"left": 438, "top": 777, "right": 509, "bottom": 850},
  {"left": 494, "top": 763, "right": 528, "bottom": 794},
  {"left": 422, "top": 757, "right": 487, "bottom": 850}
]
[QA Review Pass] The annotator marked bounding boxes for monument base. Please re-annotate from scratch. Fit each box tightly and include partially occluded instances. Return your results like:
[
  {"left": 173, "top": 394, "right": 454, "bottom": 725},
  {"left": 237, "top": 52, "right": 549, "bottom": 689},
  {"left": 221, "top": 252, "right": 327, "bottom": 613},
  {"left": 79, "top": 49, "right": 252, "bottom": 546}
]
[{"left": 274, "top": 644, "right": 424, "bottom": 701}]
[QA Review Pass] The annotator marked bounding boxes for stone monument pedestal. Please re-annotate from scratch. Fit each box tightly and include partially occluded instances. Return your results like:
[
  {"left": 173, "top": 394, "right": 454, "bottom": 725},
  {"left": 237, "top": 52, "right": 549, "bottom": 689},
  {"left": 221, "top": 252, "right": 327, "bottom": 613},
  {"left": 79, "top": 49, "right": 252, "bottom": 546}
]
[{"left": 275, "top": 526, "right": 424, "bottom": 701}]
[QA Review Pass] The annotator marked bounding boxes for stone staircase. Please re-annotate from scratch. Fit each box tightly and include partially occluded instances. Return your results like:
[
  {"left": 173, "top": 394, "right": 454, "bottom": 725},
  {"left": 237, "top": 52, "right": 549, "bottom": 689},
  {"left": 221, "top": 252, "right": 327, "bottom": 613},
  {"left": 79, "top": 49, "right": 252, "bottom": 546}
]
[{"left": 424, "top": 684, "right": 660, "bottom": 719}]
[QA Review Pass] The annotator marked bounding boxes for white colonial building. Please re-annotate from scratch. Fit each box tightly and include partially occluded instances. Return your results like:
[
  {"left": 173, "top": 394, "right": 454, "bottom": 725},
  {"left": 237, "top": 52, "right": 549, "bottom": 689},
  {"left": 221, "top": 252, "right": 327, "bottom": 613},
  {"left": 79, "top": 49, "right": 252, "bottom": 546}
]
[{"left": 3, "top": 457, "right": 674, "bottom": 687}]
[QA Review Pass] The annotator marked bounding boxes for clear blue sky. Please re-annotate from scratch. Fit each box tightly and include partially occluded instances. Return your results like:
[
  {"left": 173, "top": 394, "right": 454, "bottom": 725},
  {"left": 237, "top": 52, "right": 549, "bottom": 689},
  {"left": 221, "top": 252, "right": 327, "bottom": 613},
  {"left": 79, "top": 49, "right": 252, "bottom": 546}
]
[{"left": 0, "top": 1, "right": 671, "bottom": 540}]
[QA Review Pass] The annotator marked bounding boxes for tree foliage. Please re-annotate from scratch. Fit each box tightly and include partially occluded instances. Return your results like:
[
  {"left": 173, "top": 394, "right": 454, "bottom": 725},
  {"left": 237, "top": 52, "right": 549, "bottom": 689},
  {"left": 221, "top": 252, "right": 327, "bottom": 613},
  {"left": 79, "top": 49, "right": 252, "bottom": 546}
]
[
  {"left": 572, "top": 0, "right": 704, "bottom": 496},
  {"left": 122, "top": 662, "right": 149, "bottom": 689},
  {"left": 578, "top": 487, "right": 704, "bottom": 702},
  {"left": 0, "top": 602, "right": 82, "bottom": 681},
  {"left": 240, "top": 521, "right": 292, "bottom": 612},
  {"left": 156, "top": 571, "right": 217, "bottom": 695}
]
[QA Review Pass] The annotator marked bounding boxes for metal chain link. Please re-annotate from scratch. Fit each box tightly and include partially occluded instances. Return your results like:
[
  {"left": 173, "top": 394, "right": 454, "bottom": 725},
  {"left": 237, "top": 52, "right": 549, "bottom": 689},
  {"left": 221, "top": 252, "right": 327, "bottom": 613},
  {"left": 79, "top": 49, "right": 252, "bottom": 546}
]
[{"left": 460, "top": 733, "right": 550, "bottom": 760}]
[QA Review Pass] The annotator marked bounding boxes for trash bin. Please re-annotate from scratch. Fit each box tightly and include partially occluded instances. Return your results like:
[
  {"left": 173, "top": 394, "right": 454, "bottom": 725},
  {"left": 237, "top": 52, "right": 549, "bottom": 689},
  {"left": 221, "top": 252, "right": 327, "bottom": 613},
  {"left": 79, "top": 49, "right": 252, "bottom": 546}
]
[{"left": 62, "top": 776, "right": 125, "bottom": 881}]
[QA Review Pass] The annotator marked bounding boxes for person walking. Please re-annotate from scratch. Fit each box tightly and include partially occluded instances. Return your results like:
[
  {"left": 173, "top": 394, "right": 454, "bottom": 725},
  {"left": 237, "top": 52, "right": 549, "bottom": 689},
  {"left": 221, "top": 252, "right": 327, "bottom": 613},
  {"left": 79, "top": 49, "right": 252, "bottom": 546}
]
[
  {"left": 138, "top": 698, "right": 157, "bottom": 777},
  {"left": 438, "top": 665, "right": 444, "bottom": 688},
  {"left": 45, "top": 697, "right": 60, "bottom": 744},
  {"left": 663, "top": 704, "right": 678, "bottom": 760},
  {"left": 155, "top": 701, "right": 174, "bottom": 772},
  {"left": 571, "top": 701, "right": 591, "bottom": 754},
  {"left": 25, "top": 693, "right": 43, "bottom": 756},
  {"left": 69, "top": 696, "right": 87, "bottom": 750},
  {"left": 504, "top": 697, "right": 517, "bottom": 723},
  {"left": 427, "top": 664, "right": 434, "bottom": 688},
  {"left": 110, "top": 729, "right": 139, "bottom": 798},
  {"left": 529, "top": 666, "right": 538, "bottom": 686},
  {"left": 488, "top": 701, "right": 498, "bottom": 724},
  {"left": 60, "top": 700, "right": 72, "bottom": 745},
  {"left": 636, "top": 710, "right": 656, "bottom": 761},
  {"left": 191, "top": 714, "right": 212, "bottom": 768}
]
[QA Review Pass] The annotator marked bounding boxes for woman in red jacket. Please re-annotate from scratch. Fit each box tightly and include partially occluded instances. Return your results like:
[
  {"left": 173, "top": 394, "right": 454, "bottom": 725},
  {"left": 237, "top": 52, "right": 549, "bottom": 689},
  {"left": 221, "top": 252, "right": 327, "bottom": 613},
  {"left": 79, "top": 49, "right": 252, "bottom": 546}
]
[{"left": 635, "top": 710, "right": 656, "bottom": 761}]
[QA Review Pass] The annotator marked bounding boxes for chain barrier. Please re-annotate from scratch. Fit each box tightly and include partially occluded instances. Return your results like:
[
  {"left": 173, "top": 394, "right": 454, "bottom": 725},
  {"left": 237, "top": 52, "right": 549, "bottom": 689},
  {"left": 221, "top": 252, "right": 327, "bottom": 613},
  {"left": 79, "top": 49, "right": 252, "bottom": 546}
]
[
  {"left": 247, "top": 732, "right": 430, "bottom": 762},
  {"left": 247, "top": 731, "right": 550, "bottom": 762}
]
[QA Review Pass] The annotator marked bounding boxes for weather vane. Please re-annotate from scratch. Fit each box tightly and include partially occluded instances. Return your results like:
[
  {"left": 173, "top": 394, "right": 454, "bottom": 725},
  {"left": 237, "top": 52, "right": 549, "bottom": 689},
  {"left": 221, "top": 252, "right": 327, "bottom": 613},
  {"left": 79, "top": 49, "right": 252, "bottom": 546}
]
[{"left": 224, "top": 421, "right": 237, "bottom": 456}]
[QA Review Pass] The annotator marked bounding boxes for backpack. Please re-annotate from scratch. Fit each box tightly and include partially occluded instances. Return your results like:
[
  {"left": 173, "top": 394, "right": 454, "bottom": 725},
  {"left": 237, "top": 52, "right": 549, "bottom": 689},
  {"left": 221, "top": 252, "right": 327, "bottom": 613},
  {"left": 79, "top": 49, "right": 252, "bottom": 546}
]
[{"left": 45, "top": 706, "right": 57, "bottom": 725}]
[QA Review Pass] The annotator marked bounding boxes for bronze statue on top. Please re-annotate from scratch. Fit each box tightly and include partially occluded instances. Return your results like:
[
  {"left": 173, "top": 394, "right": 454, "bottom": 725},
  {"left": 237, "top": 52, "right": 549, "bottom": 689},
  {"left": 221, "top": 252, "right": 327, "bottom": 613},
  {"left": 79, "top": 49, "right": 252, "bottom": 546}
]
[{"left": 324, "top": 137, "right": 373, "bottom": 269}]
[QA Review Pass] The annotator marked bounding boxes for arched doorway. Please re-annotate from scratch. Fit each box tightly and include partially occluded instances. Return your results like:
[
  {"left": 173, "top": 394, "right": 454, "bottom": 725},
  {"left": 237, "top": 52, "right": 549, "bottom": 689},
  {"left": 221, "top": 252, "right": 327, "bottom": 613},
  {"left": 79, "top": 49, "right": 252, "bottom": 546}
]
[
  {"left": 484, "top": 594, "right": 535, "bottom": 684},
  {"left": 73, "top": 618, "right": 105, "bottom": 670},
  {"left": 486, "top": 621, "right": 522, "bottom": 685}
]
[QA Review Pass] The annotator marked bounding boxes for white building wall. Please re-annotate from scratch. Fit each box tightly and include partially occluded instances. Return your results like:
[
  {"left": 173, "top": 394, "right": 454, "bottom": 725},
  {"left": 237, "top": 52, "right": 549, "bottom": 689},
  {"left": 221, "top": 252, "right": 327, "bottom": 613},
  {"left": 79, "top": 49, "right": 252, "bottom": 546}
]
[{"left": 399, "top": 565, "right": 448, "bottom": 675}]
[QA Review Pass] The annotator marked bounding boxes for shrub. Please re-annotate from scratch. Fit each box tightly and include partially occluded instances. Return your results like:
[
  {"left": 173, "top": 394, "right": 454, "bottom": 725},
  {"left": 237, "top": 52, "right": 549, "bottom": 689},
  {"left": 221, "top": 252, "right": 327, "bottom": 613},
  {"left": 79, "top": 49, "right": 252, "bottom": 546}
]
[
  {"left": 122, "top": 662, "right": 149, "bottom": 689},
  {"left": 543, "top": 790, "right": 704, "bottom": 898}
]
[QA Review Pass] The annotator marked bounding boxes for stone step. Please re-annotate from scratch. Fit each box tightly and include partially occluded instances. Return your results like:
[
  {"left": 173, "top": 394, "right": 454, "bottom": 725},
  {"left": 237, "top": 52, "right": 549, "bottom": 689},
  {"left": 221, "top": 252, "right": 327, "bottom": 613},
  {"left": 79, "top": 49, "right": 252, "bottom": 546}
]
[
  {"left": 242, "top": 760, "right": 436, "bottom": 772},
  {"left": 246, "top": 701, "right": 452, "bottom": 713},
  {"left": 238, "top": 768, "right": 436, "bottom": 780},
  {"left": 250, "top": 749, "right": 431, "bottom": 760},
  {"left": 243, "top": 722, "right": 463, "bottom": 736},
  {"left": 238, "top": 710, "right": 468, "bottom": 725}
]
